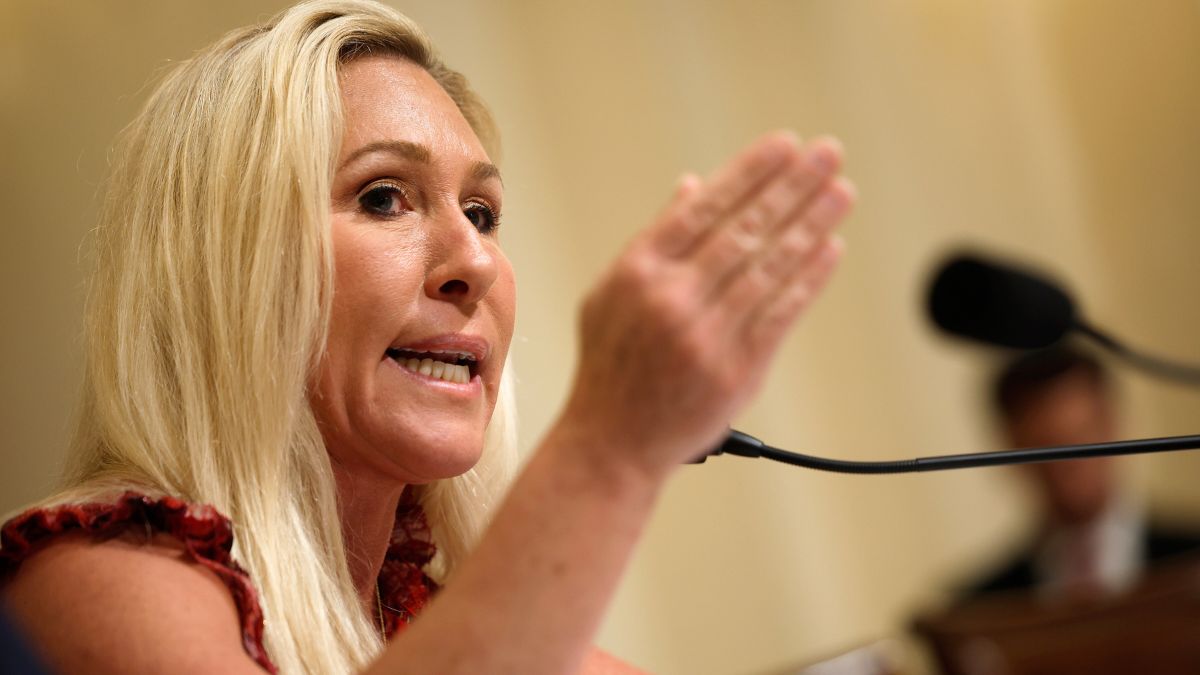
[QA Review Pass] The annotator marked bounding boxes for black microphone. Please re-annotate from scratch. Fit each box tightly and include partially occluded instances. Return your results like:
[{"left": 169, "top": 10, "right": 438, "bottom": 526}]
[
  {"left": 926, "top": 252, "right": 1200, "bottom": 384},
  {"left": 927, "top": 253, "right": 1074, "bottom": 350}
]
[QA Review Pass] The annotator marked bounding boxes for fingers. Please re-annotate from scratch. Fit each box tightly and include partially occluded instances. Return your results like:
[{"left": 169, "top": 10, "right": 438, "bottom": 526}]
[
  {"left": 746, "top": 175, "right": 851, "bottom": 338},
  {"left": 675, "top": 172, "right": 703, "bottom": 200},
  {"left": 754, "top": 176, "right": 855, "bottom": 284},
  {"left": 647, "top": 131, "right": 797, "bottom": 258},
  {"left": 707, "top": 167, "right": 853, "bottom": 322},
  {"left": 638, "top": 132, "right": 852, "bottom": 368},
  {"left": 744, "top": 236, "right": 846, "bottom": 354},
  {"left": 689, "top": 138, "right": 842, "bottom": 299}
]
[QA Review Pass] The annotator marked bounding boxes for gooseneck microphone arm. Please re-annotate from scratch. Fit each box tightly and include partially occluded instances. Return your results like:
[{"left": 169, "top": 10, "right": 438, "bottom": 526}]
[
  {"left": 702, "top": 429, "right": 1200, "bottom": 474},
  {"left": 1074, "top": 319, "right": 1200, "bottom": 386}
]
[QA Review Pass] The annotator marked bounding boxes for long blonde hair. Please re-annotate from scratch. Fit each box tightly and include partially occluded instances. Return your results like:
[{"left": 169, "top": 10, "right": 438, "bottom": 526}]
[{"left": 48, "top": 1, "right": 517, "bottom": 672}]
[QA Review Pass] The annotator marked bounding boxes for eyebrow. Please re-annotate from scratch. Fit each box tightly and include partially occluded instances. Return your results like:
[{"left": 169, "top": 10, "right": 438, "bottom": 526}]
[
  {"left": 339, "top": 139, "right": 503, "bottom": 185},
  {"left": 471, "top": 161, "right": 503, "bottom": 185}
]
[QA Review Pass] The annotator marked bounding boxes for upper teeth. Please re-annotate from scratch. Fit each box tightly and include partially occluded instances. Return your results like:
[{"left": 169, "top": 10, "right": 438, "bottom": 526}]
[
  {"left": 397, "top": 356, "right": 472, "bottom": 384},
  {"left": 390, "top": 347, "right": 477, "bottom": 362},
  {"left": 423, "top": 349, "right": 476, "bottom": 361},
  {"left": 388, "top": 348, "right": 476, "bottom": 384}
]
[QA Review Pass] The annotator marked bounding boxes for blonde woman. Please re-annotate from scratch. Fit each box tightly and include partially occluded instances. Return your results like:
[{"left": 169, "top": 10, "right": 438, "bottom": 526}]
[{"left": 0, "top": 1, "right": 854, "bottom": 673}]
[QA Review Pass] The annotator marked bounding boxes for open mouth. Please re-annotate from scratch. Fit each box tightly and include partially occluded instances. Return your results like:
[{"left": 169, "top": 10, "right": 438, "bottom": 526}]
[{"left": 385, "top": 348, "right": 478, "bottom": 384}]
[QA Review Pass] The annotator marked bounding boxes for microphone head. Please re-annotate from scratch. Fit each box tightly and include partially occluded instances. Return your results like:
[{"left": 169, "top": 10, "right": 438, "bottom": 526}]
[{"left": 927, "top": 253, "right": 1077, "bottom": 349}]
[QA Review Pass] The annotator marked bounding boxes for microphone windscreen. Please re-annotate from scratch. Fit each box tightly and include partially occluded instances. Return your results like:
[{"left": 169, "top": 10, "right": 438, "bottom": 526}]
[{"left": 927, "top": 254, "right": 1076, "bottom": 349}]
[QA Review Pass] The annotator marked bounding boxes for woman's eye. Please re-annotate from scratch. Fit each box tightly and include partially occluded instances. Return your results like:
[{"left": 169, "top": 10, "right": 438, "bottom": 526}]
[
  {"left": 464, "top": 202, "right": 500, "bottom": 234},
  {"left": 358, "top": 183, "right": 408, "bottom": 217}
]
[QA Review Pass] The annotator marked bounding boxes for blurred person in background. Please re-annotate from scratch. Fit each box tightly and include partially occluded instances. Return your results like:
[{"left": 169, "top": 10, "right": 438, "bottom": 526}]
[{"left": 961, "top": 346, "right": 1200, "bottom": 602}]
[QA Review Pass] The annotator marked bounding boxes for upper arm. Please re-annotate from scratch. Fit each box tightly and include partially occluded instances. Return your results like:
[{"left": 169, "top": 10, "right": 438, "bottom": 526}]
[{"left": 2, "top": 534, "right": 266, "bottom": 675}]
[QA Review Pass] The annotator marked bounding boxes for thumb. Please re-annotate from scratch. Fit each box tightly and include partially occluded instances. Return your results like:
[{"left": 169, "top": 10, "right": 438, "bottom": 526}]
[{"left": 672, "top": 172, "right": 702, "bottom": 202}]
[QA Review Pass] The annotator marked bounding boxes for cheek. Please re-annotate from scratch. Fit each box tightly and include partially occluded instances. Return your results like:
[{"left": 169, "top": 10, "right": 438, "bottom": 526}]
[
  {"left": 493, "top": 263, "right": 517, "bottom": 340},
  {"left": 315, "top": 218, "right": 425, "bottom": 410},
  {"left": 486, "top": 265, "right": 517, "bottom": 390},
  {"left": 336, "top": 232, "right": 418, "bottom": 308},
  {"left": 329, "top": 219, "right": 426, "bottom": 336}
]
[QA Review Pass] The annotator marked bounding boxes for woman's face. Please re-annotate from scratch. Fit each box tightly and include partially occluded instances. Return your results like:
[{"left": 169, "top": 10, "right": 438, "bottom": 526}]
[{"left": 312, "top": 55, "right": 515, "bottom": 486}]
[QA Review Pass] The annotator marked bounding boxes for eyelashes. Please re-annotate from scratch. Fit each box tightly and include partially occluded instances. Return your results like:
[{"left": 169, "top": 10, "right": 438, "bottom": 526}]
[
  {"left": 356, "top": 180, "right": 501, "bottom": 235},
  {"left": 462, "top": 201, "right": 501, "bottom": 234},
  {"left": 358, "top": 181, "right": 409, "bottom": 217}
]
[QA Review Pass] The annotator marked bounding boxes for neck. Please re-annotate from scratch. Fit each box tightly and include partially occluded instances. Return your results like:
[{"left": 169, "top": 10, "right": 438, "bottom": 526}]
[{"left": 332, "top": 462, "right": 407, "bottom": 609}]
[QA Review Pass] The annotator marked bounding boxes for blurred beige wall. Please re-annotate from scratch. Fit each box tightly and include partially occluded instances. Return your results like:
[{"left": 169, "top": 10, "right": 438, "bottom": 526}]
[{"left": 3, "top": 1, "right": 1199, "bottom": 674}]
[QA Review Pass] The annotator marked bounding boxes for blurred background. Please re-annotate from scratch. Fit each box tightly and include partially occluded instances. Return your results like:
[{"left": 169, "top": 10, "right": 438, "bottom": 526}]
[{"left": 3, "top": 1, "right": 1200, "bottom": 673}]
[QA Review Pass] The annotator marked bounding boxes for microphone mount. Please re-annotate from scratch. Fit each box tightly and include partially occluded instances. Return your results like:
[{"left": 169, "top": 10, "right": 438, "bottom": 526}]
[{"left": 1074, "top": 319, "right": 1200, "bottom": 386}]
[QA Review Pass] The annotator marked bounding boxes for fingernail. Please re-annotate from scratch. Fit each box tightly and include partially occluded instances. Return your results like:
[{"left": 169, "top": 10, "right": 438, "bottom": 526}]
[
  {"left": 808, "top": 145, "right": 836, "bottom": 173},
  {"left": 675, "top": 172, "right": 700, "bottom": 195},
  {"left": 807, "top": 137, "right": 844, "bottom": 173}
]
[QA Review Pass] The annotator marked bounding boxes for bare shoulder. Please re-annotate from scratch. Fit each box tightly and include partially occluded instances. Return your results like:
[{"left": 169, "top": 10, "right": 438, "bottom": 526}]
[{"left": 3, "top": 533, "right": 266, "bottom": 674}]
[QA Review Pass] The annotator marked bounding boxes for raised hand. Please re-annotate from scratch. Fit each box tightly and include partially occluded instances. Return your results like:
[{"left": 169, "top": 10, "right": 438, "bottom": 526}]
[{"left": 559, "top": 132, "right": 855, "bottom": 480}]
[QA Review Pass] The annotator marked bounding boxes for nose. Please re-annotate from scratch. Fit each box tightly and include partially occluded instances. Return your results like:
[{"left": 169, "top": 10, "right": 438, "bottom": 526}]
[{"left": 424, "top": 211, "right": 499, "bottom": 307}]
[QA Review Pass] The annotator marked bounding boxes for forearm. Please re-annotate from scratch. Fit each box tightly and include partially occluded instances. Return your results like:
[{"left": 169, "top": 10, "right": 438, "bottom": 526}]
[{"left": 371, "top": 423, "right": 666, "bottom": 675}]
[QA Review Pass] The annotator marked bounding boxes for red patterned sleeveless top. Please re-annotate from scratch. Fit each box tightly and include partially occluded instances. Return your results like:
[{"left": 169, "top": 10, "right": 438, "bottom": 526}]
[{"left": 0, "top": 491, "right": 439, "bottom": 674}]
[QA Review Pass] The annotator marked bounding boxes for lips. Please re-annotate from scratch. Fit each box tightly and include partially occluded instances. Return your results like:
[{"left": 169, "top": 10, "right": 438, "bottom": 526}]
[{"left": 385, "top": 334, "right": 490, "bottom": 382}]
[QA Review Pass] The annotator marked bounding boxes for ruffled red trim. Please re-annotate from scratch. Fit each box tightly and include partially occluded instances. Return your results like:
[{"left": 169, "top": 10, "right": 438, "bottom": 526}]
[
  {"left": 377, "top": 489, "right": 440, "bottom": 640},
  {"left": 0, "top": 493, "right": 278, "bottom": 674},
  {"left": 1, "top": 490, "right": 440, "bottom": 661}
]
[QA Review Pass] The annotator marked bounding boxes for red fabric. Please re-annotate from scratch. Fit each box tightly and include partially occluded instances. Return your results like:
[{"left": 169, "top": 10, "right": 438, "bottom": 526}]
[
  {"left": 0, "top": 491, "right": 439, "bottom": 670},
  {"left": 377, "top": 489, "right": 439, "bottom": 639}
]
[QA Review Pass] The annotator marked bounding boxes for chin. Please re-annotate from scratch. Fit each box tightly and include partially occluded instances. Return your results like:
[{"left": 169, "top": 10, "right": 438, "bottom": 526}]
[{"left": 369, "top": 420, "right": 487, "bottom": 483}]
